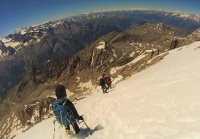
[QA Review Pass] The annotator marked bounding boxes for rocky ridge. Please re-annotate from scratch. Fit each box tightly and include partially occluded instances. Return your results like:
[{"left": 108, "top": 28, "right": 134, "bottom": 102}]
[{"left": 0, "top": 23, "right": 121, "bottom": 100}]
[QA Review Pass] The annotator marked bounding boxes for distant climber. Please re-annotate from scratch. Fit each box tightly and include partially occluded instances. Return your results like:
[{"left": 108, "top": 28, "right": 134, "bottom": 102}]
[
  {"left": 99, "top": 74, "right": 108, "bottom": 93},
  {"left": 52, "top": 84, "right": 83, "bottom": 134}
]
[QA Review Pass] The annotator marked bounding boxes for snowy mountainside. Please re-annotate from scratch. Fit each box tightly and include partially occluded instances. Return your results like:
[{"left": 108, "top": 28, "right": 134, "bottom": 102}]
[{"left": 13, "top": 41, "right": 200, "bottom": 139}]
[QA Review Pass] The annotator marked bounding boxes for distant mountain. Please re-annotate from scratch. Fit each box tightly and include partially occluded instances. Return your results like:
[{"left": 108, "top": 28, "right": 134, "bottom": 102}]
[{"left": 73, "top": 9, "right": 200, "bottom": 31}]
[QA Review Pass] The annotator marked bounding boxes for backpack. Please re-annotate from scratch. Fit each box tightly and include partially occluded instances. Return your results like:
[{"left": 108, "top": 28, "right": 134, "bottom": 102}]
[
  {"left": 52, "top": 97, "right": 76, "bottom": 126},
  {"left": 105, "top": 76, "right": 112, "bottom": 84},
  {"left": 99, "top": 78, "right": 106, "bottom": 86}
]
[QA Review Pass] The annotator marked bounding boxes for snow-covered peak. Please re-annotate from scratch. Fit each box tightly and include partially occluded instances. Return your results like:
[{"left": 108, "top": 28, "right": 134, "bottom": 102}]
[{"left": 15, "top": 27, "right": 29, "bottom": 35}]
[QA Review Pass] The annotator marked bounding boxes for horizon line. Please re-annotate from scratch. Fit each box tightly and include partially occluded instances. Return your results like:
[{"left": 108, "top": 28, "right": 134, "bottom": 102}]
[{"left": 1, "top": 8, "right": 200, "bottom": 37}]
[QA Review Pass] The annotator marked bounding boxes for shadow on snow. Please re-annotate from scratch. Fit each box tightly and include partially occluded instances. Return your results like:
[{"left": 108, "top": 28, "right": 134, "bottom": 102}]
[{"left": 75, "top": 125, "right": 104, "bottom": 139}]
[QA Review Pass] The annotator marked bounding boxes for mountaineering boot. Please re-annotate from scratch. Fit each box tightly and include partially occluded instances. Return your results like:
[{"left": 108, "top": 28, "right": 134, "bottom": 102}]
[
  {"left": 66, "top": 129, "right": 70, "bottom": 135},
  {"left": 65, "top": 125, "right": 70, "bottom": 135}
]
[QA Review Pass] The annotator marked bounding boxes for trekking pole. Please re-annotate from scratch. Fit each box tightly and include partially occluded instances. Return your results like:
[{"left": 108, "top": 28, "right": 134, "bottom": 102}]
[
  {"left": 83, "top": 120, "right": 90, "bottom": 130},
  {"left": 53, "top": 117, "right": 56, "bottom": 139}
]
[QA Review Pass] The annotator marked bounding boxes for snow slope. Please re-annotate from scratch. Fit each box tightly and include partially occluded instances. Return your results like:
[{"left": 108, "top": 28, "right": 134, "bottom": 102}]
[{"left": 14, "top": 41, "right": 200, "bottom": 139}]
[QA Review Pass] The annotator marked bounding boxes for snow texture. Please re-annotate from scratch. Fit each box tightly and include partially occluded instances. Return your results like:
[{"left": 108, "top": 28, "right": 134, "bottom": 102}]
[{"left": 14, "top": 41, "right": 200, "bottom": 139}]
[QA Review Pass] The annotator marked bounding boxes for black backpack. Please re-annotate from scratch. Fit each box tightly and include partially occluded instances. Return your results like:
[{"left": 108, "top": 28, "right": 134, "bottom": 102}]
[{"left": 99, "top": 78, "right": 106, "bottom": 86}]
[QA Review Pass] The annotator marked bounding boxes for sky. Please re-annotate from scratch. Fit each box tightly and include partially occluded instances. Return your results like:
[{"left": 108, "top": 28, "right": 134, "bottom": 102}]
[
  {"left": 11, "top": 41, "right": 200, "bottom": 139},
  {"left": 0, "top": 0, "right": 200, "bottom": 37}
]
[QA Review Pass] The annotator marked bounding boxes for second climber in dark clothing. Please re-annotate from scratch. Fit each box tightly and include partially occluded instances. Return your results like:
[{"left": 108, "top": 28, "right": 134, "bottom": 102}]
[{"left": 99, "top": 74, "right": 108, "bottom": 93}]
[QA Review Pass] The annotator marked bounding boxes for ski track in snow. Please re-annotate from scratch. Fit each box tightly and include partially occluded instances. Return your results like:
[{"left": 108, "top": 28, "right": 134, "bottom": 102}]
[{"left": 14, "top": 41, "right": 200, "bottom": 139}]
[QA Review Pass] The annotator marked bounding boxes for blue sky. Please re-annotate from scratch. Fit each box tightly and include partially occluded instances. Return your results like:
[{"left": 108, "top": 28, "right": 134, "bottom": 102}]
[{"left": 0, "top": 0, "right": 200, "bottom": 37}]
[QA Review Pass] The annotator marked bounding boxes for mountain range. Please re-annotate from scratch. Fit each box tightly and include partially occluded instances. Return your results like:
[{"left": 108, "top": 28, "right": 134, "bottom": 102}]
[{"left": 0, "top": 9, "right": 200, "bottom": 138}]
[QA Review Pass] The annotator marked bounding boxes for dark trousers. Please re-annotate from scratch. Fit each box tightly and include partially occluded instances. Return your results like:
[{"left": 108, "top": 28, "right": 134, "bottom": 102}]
[
  {"left": 107, "top": 83, "right": 111, "bottom": 89},
  {"left": 101, "top": 85, "right": 108, "bottom": 93},
  {"left": 65, "top": 122, "right": 80, "bottom": 134}
]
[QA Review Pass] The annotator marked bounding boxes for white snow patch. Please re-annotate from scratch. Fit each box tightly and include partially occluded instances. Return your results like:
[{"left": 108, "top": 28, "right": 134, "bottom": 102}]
[
  {"left": 66, "top": 89, "right": 74, "bottom": 98},
  {"left": 6, "top": 41, "right": 20, "bottom": 48},
  {"left": 129, "top": 51, "right": 135, "bottom": 57},
  {"left": 20, "top": 30, "right": 27, "bottom": 35},
  {"left": 127, "top": 53, "right": 146, "bottom": 65},
  {"left": 96, "top": 41, "right": 105, "bottom": 49},
  {"left": 0, "top": 37, "right": 12, "bottom": 43},
  {"left": 110, "top": 50, "right": 151, "bottom": 75},
  {"left": 3, "top": 114, "right": 23, "bottom": 139},
  {"left": 76, "top": 77, "right": 80, "bottom": 82},
  {"left": 110, "top": 66, "right": 124, "bottom": 75},
  {"left": 0, "top": 37, "right": 20, "bottom": 48},
  {"left": 112, "top": 49, "right": 117, "bottom": 57},
  {"left": 30, "top": 111, "right": 39, "bottom": 123},
  {"left": 36, "top": 38, "right": 41, "bottom": 42}
]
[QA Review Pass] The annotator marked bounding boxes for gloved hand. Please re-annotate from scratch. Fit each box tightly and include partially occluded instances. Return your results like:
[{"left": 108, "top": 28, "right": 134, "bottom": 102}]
[{"left": 78, "top": 116, "right": 84, "bottom": 120}]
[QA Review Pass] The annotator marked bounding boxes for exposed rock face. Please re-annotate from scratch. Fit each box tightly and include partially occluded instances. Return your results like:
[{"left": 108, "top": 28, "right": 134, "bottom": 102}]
[
  {"left": 17, "top": 56, "right": 70, "bottom": 96},
  {"left": 0, "top": 41, "right": 16, "bottom": 56},
  {"left": 0, "top": 23, "right": 121, "bottom": 99},
  {"left": 17, "top": 97, "right": 55, "bottom": 125},
  {"left": 187, "top": 28, "right": 200, "bottom": 42},
  {"left": 1, "top": 97, "right": 55, "bottom": 139}
]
